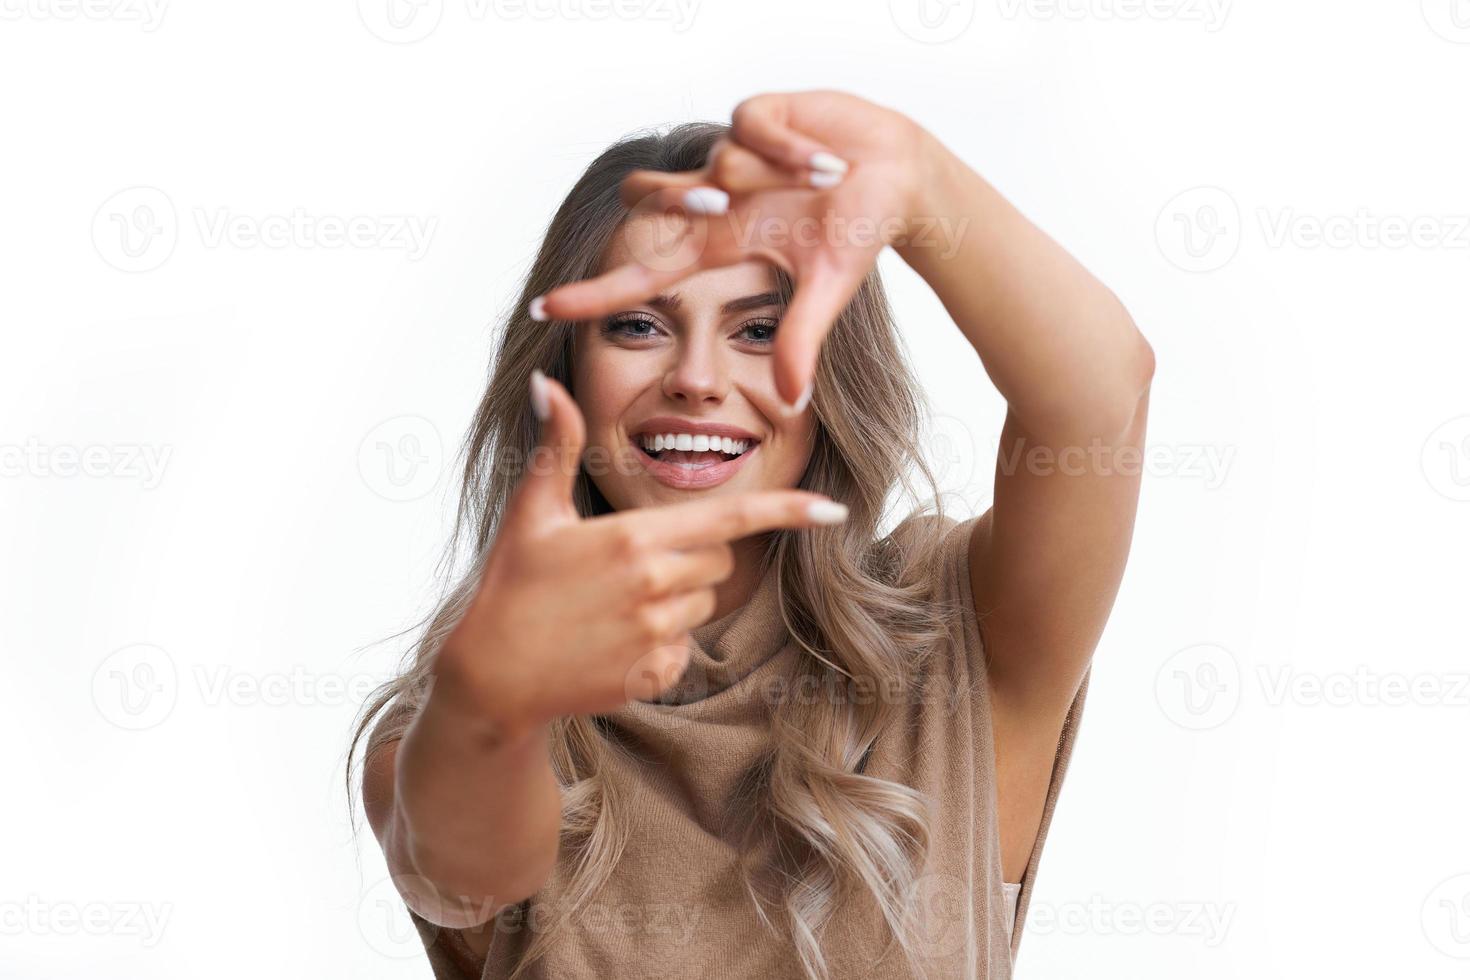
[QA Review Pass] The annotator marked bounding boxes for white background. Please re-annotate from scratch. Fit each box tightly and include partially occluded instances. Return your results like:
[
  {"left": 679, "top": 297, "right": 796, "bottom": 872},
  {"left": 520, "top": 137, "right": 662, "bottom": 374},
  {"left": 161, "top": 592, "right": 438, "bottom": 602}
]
[{"left": 3, "top": 0, "right": 1469, "bottom": 976}]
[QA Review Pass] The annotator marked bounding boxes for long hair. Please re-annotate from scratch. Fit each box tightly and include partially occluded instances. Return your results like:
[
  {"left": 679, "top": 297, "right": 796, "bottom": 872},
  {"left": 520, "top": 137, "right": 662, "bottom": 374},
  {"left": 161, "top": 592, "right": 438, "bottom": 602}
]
[{"left": 346, "top": 121, "right": 956, "bottom": 980}]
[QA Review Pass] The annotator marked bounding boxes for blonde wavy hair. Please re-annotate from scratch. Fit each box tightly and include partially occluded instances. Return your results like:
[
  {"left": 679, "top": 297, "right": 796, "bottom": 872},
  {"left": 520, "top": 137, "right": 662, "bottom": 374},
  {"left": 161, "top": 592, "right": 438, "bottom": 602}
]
[{"left": 347, "top": 121, "right": 957, "bottom": 980}]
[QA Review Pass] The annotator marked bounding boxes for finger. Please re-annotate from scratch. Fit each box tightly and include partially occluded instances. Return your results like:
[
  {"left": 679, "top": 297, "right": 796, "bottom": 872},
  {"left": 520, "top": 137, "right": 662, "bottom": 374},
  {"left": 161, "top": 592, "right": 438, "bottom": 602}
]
[
  {"left": 621, "top": 141, "right": 819, "bottom": 203},
  {"left": 631, "top": 544, "right": 736, "bottom": 599},
  {"left": 639, "top": 589, "right": 719, "bottom": 641},
  {"left": 772, "top": 260, "right": 869, "bottom": 409},
  {"left": 506, "top": 370, "right": 586, "bottom": 525},
  {"left": 536, "top": 231, "right": 709, "bottom": 322},
  {"left": 623, "top": 635, "right": 693, "bottom": 702},
  {"left": 604, "top": 490, "right": 849, "bottom": 550},
  {"left": 731, "top": 94, "right": 850, "bottom": 181}
]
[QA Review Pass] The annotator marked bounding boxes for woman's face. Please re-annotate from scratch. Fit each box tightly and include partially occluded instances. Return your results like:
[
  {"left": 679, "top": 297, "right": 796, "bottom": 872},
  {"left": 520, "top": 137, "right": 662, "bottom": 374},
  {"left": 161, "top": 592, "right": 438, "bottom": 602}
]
[{"left": 572, "top": 216, "right": 817, "bottom": 513}]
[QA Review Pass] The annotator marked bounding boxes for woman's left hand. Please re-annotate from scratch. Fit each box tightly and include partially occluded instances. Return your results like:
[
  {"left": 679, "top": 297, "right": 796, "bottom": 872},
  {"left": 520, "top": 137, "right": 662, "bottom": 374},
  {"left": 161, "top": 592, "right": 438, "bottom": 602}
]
[{"left": 529, "top": 90, "right": 945, "bottom": 409}]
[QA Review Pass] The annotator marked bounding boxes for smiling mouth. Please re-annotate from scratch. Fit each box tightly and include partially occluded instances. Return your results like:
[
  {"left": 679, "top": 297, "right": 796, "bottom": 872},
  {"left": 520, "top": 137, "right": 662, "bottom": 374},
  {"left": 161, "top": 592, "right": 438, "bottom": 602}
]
[{"left": 635, "top": 432, "right": 756, "bottom": 468}]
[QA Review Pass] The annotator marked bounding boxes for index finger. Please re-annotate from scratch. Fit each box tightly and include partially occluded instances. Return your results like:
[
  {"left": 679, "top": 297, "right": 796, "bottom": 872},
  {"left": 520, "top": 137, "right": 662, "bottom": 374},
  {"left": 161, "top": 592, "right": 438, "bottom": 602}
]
[
  {"left": 604, "top": 490, "right": 849, "bottom": 550},
  {"left": 771, "top": 259, "right": 869, "bottom": 409}
]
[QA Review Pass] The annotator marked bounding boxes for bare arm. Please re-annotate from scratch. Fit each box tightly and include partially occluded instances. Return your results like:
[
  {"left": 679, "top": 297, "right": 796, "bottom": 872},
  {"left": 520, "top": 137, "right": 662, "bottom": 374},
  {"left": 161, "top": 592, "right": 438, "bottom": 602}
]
[
  {"left": 362, "top": 676, "right": 562, "bottom": 931},
  {"left": 896, "top": 135, "right": 1154, "bottom": 882}
]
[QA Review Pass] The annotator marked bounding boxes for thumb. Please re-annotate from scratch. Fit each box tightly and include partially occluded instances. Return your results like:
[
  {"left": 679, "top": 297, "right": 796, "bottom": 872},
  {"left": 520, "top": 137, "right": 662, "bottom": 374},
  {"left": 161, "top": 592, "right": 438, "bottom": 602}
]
[{"left": 511, "top": 369, "right": 586, "bottom": 524}]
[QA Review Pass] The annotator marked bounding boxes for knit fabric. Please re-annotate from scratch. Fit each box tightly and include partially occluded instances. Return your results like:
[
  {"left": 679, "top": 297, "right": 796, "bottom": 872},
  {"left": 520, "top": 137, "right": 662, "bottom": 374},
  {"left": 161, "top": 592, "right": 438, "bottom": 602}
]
[{"left": 406, "top": 512, "right": 1089, "bottom": 979}]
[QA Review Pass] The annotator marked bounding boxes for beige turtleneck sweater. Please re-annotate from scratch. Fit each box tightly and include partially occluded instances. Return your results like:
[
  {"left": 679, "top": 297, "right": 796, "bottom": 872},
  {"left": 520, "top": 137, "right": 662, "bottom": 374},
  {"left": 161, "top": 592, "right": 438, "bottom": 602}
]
[{"left": 401, "top": 511, "right": 1089, "bottom": 979}]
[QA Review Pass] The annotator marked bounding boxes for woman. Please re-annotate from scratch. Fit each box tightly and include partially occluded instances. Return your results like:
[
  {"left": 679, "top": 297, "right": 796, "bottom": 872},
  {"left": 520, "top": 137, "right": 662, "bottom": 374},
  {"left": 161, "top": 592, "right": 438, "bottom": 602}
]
[{"left": 349, "top": 90, "right": 1153, "bottom": 979}]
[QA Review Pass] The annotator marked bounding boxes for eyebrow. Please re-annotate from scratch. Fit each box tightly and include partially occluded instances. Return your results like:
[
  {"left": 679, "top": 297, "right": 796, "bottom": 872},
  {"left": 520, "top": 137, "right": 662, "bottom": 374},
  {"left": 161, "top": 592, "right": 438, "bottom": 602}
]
[{"left": 646, "top": 291, "right": 784, "bottom": 315}]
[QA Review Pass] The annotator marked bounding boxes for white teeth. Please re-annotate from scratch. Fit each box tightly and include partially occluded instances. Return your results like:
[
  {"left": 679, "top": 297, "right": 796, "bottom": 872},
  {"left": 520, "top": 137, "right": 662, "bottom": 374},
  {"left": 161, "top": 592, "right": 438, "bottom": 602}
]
[{"left": 639, "top": 432, "right": 754, "bottom": 456}]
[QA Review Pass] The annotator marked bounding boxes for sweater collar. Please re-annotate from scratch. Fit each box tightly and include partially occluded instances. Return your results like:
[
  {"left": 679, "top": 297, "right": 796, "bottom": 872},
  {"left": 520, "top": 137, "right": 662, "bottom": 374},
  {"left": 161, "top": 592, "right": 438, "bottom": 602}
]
[{"left": 654, "top": 555, "right": 791, "bottom": 705}]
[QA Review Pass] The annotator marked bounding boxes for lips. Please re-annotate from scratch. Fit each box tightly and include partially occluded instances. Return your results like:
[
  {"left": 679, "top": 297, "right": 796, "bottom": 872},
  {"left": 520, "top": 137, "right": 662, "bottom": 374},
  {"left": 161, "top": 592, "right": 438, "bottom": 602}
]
[{"left": 629, "top": 416, "right": 762, "bottom": 490}]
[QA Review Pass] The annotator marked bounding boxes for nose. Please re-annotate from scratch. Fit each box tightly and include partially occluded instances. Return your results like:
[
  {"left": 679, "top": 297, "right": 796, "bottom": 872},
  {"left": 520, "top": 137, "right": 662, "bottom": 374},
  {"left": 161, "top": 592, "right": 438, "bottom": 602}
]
[{"left": 661, "top": 332, "right": 729, "bottom": 406}]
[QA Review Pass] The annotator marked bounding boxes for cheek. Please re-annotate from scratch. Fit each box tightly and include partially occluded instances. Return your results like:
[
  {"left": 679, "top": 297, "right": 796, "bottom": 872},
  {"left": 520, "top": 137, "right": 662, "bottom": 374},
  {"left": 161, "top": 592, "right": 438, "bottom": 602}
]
[{"left": 573, "top": 347, "right": 652, "bottom": 444}]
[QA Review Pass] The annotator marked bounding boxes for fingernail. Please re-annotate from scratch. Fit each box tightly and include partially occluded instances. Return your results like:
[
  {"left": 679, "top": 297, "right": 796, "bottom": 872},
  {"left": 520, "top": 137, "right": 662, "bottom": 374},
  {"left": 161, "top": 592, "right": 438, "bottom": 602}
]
[
  {"left": 529, "top": 369, "right": 551, "bottom": 421},
  {"left": 528, "top": 296, "right": 549, "bottom": 322},
  {"left": 808, "top": 151, "right": 849, "bottom": 175},
  {"left": 807, "top": 500, "right": 849, "bottom": 524},
  {"left": 682, "top": 186, "right": 730, "bottom": 215},
  {"left": 809, "top": 170, "right": 844, "bottom": 189},
  {"left": 780, "top": 381, "right": 814, "bottom": 417}
]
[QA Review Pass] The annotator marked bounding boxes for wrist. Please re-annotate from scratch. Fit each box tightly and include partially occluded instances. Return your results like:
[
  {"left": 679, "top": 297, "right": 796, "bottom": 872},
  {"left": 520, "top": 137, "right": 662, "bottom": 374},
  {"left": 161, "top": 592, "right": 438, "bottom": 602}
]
[
  {"left": 895, "top": 130, "right": 981, "bottom": 267},
  {"left": 429, "top": 641, "right": 546, "bottom": 750}
]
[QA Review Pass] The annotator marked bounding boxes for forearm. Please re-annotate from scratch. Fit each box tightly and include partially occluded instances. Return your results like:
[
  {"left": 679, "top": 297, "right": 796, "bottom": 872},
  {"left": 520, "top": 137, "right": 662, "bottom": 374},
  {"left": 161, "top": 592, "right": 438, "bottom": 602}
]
[
  {"left": 391, "top": 657, "right": 562, "bottom": 923},
  {"left": 895, "top": 134, "right": 1154, "bottom": 443}
]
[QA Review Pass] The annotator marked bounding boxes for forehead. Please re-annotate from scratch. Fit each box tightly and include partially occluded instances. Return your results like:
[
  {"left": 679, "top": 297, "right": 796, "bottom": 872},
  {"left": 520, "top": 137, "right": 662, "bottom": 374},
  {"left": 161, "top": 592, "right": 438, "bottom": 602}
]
[{"left": 600, "top": 213, "right": 777, "bottom": 306}]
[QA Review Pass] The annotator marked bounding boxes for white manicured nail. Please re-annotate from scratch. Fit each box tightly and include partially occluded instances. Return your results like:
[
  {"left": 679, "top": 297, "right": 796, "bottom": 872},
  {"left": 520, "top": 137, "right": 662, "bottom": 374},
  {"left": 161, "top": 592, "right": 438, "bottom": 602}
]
[
  {"left": 780, "top": 381, "right": 813, "bottom": 417},
  {"left": 809, "top": 169, "right": 844, "bottom": 189},
  {"left": 529, "top": 369, "right": 551, "bottom": 421},
  {"left": 528, "top": 296, "right": 549, "bottom": 322},
  {"left": 807, "top": 500, "right": 849, "bottom": 524},
  {"left": 808, "top": 151, "right": 849, "bottom": 174},
  {"left": 682, "top": 186, "right": 730, "bottom": 215}
]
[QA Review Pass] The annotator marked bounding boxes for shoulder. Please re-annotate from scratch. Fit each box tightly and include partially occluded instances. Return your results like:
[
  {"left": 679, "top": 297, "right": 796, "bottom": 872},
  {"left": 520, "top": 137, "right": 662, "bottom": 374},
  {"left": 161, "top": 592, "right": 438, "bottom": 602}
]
[
  {"left": 880, "top": 505, "right": 983, "bottom": 600},
  {"left": 876, "top": 505, "right": 990, "bottom": 692}
]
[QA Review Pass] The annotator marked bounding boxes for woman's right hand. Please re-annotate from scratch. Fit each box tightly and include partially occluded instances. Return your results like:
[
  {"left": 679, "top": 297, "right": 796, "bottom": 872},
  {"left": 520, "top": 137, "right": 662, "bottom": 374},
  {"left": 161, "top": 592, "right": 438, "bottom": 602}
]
[{"left": 431, "top": 370, "right": 846, "bottom": 738}]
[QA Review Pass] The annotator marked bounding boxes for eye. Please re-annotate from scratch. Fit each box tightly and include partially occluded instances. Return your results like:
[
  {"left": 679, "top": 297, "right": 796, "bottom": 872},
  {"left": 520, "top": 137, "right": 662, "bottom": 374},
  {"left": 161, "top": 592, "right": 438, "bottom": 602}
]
[
  {"left": 736, "top": 318, "right": 779, "bottom": 345},
  {"left": 602, "top": 313, "right": 662, "bottom": 341}
]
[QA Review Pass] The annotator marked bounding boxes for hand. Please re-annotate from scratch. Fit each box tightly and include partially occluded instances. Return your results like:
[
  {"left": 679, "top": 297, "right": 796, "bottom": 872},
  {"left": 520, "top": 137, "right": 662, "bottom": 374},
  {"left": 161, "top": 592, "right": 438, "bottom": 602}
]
[
  {"left": 432, "top": 371, "right": 849, "bottom": 734},
  {"left": 531, "top": 90, "right": 941, "bottom": 408}
]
